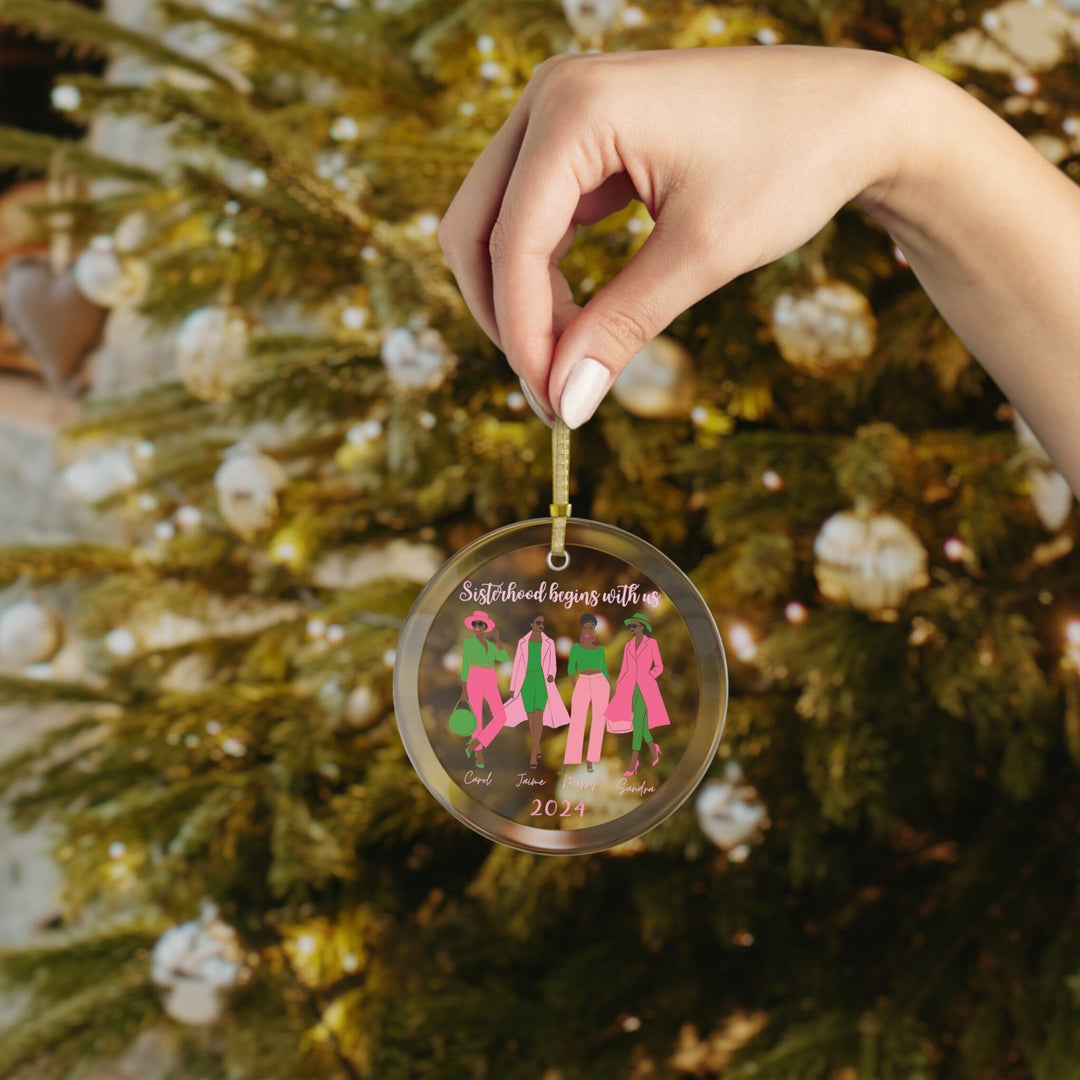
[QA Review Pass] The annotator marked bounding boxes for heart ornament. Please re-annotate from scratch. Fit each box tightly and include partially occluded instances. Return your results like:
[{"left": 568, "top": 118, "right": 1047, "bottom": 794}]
[{"left": 2, "top": 255, "right": 108, "bottom": 394}]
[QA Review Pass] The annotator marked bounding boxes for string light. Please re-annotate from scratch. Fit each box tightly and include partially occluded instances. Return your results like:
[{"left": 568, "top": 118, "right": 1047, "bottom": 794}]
[
  {"left": 761, "top": 470, "right": 784, "bottom": 492},
  {"left": 784, "top": 601, "right": 808, "bottom": 625},
  {"left": 944, "top": 537, "right": 967, "bottom": 561},
  {"left": 175, "top": 505, "right": 202, "bottom": 531}
]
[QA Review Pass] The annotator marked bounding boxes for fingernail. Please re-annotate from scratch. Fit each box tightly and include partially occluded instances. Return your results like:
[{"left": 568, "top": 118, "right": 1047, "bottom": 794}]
[
  {"left": 559, "top": 357, "right": 610, "bottom": 430},
  {"left": 519, "top": 378, "right": 554, "bottom": 427}
]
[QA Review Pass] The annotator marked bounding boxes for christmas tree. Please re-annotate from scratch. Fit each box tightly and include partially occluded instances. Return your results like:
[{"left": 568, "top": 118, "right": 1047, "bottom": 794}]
[{"left": 0, "top": 1, "right": 1078, "bottom": 1077}]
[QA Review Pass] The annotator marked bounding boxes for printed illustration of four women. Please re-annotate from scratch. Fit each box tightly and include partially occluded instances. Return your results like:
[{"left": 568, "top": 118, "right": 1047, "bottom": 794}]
[{"left": 462, "top": 609, "right": 668, "bottom": 775}]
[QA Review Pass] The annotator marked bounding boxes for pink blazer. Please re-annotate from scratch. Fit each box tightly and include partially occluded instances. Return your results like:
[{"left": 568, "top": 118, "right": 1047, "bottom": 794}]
[
  {"left": 503, "top": 632, "right": 570, "bottom": 729},
  {"left": 604, "top": 636, "right": 670, "bottom": 732}
]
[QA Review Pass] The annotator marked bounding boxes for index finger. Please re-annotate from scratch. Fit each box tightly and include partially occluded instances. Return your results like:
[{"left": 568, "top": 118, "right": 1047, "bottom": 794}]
[
  {"left": 438, "top": 56, "right": 576, "bottom": 353},
  {"left": 490, "top": 100, "right": 608, "bottom": 407}
]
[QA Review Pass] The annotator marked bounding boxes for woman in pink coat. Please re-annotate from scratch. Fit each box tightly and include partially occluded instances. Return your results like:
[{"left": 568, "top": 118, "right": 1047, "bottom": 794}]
[
  {"left": 604, "top": 613, "right": 669, "bottom": 776},
  {"left": 501, "top": 612, "right": 570, "bottom": 768}
]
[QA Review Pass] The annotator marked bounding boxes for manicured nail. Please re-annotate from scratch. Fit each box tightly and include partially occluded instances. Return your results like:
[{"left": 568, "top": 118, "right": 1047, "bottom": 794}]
[
  {"left": 559, "top": 357, "right": 610, "bottom": 430},
  {"left": 519, "top": 377, "right": 555, "bottom": 426}
]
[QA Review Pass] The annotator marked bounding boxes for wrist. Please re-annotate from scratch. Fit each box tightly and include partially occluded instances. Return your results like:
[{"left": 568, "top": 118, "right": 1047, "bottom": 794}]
[{"left": 850, "top": 53, "right": 939, "bottom": 217}]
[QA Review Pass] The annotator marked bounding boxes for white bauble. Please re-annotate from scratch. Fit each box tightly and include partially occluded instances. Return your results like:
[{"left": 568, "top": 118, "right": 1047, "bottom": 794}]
[
  {"left": 0, "top": 600, "right": 64, "bottom": 667},
  {"left": 214, "top": 448, "right": 287, "bottom": 540},
  {"left": 344, "top": 683, "right": 381, "bottom": 728},
  {"left": 73, "top": 248, "right": 149, "bottom": 308},
  {"left": 695, "top": 778, "right": 768, "bottom": 851},
  {"left": 114, "top": 210, "right": 150, "bottom": 253},
  {"left": 562, "top": 0, "right": 624, "bottom": 38},
  {"left": 311, "top": 539, "right": 444, "bottom": 589},
  {"left": 162, "top": 978, "right": 225, "bottom": 1026},
  {"left": 1029, "top": 468, "right": 1074, "bottom": 532},
  {"left": 813, "top": 510, "right": 929, "bottom": 616},
  {"left": 152, "top": 902, "right": 244, "bottom": 1027},
  {"left": 1014, "top": 412, "right": 1075, "bottom": 531},
  {"left": 63, "top": 448, "right": 138, "bottom": 503},
  {"left": 771, "top": 280, "right": 876, "bottom": 378},
  {"left": 176, "top": 307, "right": 251, "bottom": 402},
  {"left": 612, "top": 335, "right": 696, "bottom": 420},
  {"left": 379, "top": 325, "right": 451, "bottom": 389}
]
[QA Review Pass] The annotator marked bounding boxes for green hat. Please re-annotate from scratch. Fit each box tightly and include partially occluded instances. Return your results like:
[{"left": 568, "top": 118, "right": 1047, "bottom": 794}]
[{"left": 624, "top": 613, "right": 652, "bottom": 633}]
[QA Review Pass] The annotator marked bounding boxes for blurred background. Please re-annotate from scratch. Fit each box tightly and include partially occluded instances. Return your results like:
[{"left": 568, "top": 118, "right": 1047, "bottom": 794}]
[{"left": 0, "top": 1, "right": 1078, "bottom": 1078}]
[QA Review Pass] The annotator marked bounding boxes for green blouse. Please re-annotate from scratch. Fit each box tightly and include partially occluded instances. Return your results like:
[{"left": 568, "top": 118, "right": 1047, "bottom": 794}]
[
  {"left": 568, "top": 642, "right": 608, "bottom": 677},
  {"left": 460, "top": 636, "right": 509, "bottom": 679}
]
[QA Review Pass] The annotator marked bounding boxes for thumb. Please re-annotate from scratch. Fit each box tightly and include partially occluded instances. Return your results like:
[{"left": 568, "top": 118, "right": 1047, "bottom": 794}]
[{"left": 549, "top": 213, "right": 717, "bottom": 429}]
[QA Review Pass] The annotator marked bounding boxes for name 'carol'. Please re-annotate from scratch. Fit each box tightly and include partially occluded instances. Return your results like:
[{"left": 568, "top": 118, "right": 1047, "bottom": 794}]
[{"left": 464, "top": 770, "right": 493, "bottom": 786}]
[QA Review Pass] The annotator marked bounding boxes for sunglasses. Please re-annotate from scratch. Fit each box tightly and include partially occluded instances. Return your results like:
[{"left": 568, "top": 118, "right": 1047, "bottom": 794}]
[{"left": 627, "top": 622, "right": 641, "bottom": 629}]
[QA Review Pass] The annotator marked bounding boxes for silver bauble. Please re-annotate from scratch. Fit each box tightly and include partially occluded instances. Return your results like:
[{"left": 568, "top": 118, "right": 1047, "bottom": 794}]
[{"left": 176, "top": 306, "right": 251, "bottom": 402}]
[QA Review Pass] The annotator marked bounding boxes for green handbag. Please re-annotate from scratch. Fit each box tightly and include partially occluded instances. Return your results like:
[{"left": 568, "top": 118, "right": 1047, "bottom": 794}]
[{"left": 448, "top": 698, "right": 476, "bottom": 737}]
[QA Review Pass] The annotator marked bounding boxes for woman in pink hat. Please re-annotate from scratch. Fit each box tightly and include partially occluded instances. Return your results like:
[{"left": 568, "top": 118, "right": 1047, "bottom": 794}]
[{"left": 460, "top": 610, "right": 508, "bottom": 768}]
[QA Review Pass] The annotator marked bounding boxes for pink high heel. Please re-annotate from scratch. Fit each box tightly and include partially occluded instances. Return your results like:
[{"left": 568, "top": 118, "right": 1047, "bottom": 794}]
[
  {"left": 651, "top": 745, "right": 662, "bottom": 767},
  {"left": 623, "top": 760, "right": 640, "bottom": 777}
]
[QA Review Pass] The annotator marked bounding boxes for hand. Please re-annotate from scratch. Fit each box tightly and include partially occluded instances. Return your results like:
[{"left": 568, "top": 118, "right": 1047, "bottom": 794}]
[
  {"left": 547, "top": 675, "right": 555, "bottom": 683},
  {"left": 439, "top": 46, "right": 1080, "bottom": 489},
  {"left": 439, "top": 46, "right": 909, "bottom": 427}
]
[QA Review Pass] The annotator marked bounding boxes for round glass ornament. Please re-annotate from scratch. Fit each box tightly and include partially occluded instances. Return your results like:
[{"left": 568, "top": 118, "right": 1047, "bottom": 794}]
[{"left": 394, "top": 518, "right": 727, "bottom": 855}]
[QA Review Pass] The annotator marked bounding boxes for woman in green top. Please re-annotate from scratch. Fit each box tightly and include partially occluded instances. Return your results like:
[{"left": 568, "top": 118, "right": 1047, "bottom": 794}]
[
  {"left": 563, "top": 613, "right": 611, "bottom": 772},
  {"left": 460, "top": 609, "right": 509, "bottom": 768}
]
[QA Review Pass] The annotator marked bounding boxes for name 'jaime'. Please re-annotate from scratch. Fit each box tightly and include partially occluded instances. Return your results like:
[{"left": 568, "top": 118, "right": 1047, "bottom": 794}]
[{"left": 516, "top": 773, "right": 546, "bottom": 788}]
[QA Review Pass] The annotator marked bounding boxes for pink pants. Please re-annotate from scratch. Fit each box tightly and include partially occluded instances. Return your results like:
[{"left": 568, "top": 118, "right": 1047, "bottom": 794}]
[
  {"left": 467, "top": 667, "right": 507, "bottom": 747},
  {"left": 564, "top": 672, "right": 610, "bottom": 765}
]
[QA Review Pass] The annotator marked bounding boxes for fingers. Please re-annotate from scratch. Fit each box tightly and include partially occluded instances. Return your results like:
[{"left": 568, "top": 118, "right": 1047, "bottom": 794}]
[
  {"left": 437, "top": 104, "right": 531, "bottom": 352},
  {"left": 439, "top": 55, "right": 580, "bottom": 354},
  {"left": 489, "top": 114, "right": 596, "bottom": 409},
  {"left": 550, "top": 205, "right": 720, "bottom": 428}
]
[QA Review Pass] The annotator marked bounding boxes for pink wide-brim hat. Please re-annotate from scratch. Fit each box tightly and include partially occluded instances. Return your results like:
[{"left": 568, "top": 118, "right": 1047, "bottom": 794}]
[{"left": 463, "top": 609, "right": 495, "bottom": 631}]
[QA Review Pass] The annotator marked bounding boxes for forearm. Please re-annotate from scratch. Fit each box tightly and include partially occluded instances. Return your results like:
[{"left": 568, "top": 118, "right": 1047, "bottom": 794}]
[{"left": 855, "top": 59, "right": 1080, "bottom": 494}]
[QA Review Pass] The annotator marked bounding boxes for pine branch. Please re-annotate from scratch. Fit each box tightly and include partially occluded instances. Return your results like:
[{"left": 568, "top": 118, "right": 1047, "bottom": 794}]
[
  {"left": 0, "top": 949, "right": 157, "bottom": 1076},
  {"left": 0, "top": 544, "right": 134, "bottom": 586},
  {"left": 0, "top": 0, "right": 239, "bottom": 87},
  {"left": 158, "top": 0, "right": 427, "bottom": 103},
  {"left": 0, "top": 126, "right": 159, "bottom": 185}
]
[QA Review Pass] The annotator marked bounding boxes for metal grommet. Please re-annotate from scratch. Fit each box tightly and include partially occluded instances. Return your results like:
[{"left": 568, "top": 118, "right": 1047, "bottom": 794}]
[{"left": 546, "top": 549, "right": 570, "bottom": 571}]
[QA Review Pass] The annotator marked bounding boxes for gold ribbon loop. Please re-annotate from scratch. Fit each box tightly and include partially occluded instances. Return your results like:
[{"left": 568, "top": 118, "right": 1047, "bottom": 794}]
[{"left": 548, "top": 419, "right": 571, "bottom": 570}]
